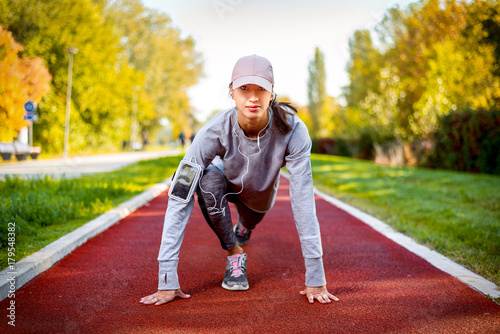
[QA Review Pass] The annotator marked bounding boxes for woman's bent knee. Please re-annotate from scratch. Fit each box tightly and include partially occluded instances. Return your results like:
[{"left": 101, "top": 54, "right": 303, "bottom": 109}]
[{"left": 199, "top": 168, "right": 226, "bottom": 194}]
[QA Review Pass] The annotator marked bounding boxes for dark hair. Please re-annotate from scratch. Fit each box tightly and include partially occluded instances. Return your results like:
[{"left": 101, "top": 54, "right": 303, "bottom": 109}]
[{"left": 269, "top": 95, "right": 298, "bottom": 135}]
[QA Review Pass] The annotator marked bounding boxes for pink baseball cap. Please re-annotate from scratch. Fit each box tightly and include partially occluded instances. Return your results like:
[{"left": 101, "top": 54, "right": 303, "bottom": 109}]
[{"left": 231, "top": 55, "right": 274, "bottom": 93}]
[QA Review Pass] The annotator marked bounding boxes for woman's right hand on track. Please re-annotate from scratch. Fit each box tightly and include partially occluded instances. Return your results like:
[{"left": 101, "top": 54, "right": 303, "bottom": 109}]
[{"left": 140, "top": 289, "right": 190, "bottom": 306}]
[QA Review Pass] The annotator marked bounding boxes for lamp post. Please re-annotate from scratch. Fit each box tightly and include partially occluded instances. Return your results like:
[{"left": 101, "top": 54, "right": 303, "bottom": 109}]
[
  {"left": 63, "top": 46, "right": 78, "bottom": 159},
  {"left": 129, "top": 85, "right": 141, "bottom": 150}
]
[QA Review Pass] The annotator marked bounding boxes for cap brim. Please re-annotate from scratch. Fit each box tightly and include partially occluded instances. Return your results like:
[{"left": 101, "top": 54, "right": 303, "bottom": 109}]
[{"left": 232, "top": 76, "right": 273, "bottom": 93}]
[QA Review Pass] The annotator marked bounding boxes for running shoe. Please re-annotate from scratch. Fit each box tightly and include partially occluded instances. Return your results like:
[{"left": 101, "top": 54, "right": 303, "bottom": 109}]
[
  {"left": 234, "top": 222, "right": 252, "bottom": 246},
  {"left": 222, "top": 253, "right": 249, "bottom": 291}
]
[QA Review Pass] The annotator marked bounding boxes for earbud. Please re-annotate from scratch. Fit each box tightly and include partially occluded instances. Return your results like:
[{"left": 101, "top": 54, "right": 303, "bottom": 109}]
[{"left": 271, "top": 92, "right": 276, "bottom": 102}]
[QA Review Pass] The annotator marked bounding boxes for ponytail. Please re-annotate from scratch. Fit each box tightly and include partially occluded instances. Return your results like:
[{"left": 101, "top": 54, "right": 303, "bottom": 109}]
[{"left": 270, "top": 95, "right": 298, "bottom": 135}]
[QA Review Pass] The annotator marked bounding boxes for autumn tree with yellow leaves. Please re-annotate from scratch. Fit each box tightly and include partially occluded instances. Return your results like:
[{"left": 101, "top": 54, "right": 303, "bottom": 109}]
[
  {"left": 346, "top": 0, "right": 500, "bottom": 143},
  {"left": 0, "top": 26, "right": 51, "bottom": 142}
]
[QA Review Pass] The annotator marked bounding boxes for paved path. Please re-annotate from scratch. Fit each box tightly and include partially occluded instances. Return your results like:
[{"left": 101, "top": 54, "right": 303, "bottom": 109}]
[
  {"left": 0, "top": 149, "right": 181, "bottom": 179},
  {"left": 0, "top": 177, "right": 498, "bottom": 333}
]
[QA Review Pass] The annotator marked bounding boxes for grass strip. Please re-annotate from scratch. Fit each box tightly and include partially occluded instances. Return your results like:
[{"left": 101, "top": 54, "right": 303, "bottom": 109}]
[
  {"left": 310, "top": 154, "right": 500, "bottom": 288},
  {"left": 0, "top": 154, "right": 183, "bottom": 269}
]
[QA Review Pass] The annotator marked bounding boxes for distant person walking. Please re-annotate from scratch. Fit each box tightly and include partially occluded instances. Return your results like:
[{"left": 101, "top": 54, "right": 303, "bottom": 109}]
[
  {"left": 141, "top": 55, "right": 338, "bottom": 306},
  {"left": 178, "top": 131, "right": 185, "bottom": 148}
]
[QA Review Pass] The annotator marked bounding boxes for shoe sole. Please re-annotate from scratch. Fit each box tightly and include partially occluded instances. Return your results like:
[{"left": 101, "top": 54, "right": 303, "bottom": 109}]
[{"left": 222, "top": 282, "right": 249, "bottom": 291}]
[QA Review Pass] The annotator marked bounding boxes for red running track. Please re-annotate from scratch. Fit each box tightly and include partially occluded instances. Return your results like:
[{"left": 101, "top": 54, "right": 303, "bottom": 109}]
[{"left": 1, "top": 177, "right": 499, "bottom": 333}]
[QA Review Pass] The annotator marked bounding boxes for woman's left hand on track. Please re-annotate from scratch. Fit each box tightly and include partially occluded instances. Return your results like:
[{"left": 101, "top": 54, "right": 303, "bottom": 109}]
[{"left": 300, "top": 285, "right": 339, "bottom": 304}]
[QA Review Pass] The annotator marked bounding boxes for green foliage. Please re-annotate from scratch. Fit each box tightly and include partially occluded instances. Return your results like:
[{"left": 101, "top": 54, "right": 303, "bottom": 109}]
[
  {"left": 426, "top": 109, "right": 500, "bottom": 174},
  {"left": 360, "top": 65, "right": 406, "bottom": 139},
  {"left": 0, "top": 154, "right": 182, "bottom": 266},
  {"left": 307, "top": 47, "right": 327, "bottom": 139},
  {"left": 310, "top": 154, "right": 500, "bottom": 286},
  {"left": 106, "top": 0, "right": 204, "bottom": 139},
  {"left": 304, "top": 48, "right": 345, "bottom": 140},
  {"left": 345, "top": 29, "right": 381, "bottom": 110},
  {"left": 341, "top": 29, "right": 384, "bottom": 143}
]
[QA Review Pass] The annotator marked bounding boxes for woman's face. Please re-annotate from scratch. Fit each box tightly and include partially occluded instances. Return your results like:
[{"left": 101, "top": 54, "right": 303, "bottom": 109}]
[{"left": 231, "top": 84, "right": 272, "bottom": 123}]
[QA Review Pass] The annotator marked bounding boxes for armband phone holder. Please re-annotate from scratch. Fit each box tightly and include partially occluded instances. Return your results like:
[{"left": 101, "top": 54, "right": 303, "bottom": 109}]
[{"left": 168, "top": 159, "right": 202, "bottom": 203}]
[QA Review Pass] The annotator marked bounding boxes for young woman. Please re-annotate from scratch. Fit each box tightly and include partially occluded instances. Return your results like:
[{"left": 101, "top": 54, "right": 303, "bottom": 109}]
[{"left": 140, "top": 54, "right": 338, "bottom": 305}]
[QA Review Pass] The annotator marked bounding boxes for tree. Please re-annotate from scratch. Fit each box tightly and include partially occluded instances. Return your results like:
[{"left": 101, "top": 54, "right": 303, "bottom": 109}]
[
  {"left": 106, "top": 0, "right": 204, "bottom": 140},
  {"left": 0, "top": 0, "right": 144, "bottom": 153},
  {"left": 1, "top": 0, "right": 205, "bottom": 154},
  {"left": 342, "top": 0, "right": 500, "bottom": 169},
  {"left": 0, "top": 26, "right": 51, "bottom": 142},
  {"left": 462, "top": 0, "right": 500, "bottom": 105},
  {"left": 345, "top": 29, "right": 381, "bottom": 109},
  {"left": 307, "top": 47, "right": 327, "bottom": 139},
  {"left": 360, "top": 66, "right": 406, "bottom": 139},
  {"left": 358, "top": 0, "right": 478, "bottom": 141},
  {"left": 401, "top": 0, "right": 499, "bottom": 140},
  {"left": 343, "top": 29, "right": 383, "bottom": 141}
]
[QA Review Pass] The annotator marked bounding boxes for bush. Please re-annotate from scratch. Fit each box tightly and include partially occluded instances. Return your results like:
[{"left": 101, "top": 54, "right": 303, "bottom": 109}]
[
  {"left": 426, "top": 109, "right": 500, "bottom": 175},
  {"left": 311, "top": 132, "right": 375, "bottom": 160},
  {"left": 356, "top": 132, "right": 375, "bottom": 160}
]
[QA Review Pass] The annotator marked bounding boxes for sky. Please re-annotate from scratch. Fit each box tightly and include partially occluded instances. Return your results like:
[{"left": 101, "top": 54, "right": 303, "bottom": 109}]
[{"left": 141, "top": 0, "right": 417, "bottom": 121}]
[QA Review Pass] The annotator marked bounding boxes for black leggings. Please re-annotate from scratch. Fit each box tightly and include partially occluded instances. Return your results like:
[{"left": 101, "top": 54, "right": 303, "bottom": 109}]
[{"left": 196, "top": 165, "right": 266, "bottom": 251}]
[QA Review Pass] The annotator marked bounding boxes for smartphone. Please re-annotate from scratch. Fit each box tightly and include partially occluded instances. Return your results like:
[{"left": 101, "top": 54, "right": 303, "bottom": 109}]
[{"left": 168, "top": 160, "right": 202, "bottom": 203}]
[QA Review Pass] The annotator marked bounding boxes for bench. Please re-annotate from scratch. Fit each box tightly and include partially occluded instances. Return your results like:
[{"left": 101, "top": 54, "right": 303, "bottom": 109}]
[
  {"left": 30, "top": 146, "right": 41, "bottom": 159},
  {"left": 0, "top": 143, "right": 14, "bottom": 161},
  {"left": 0, "top": 142, "right": 41, "bottom": 161},
  {"left": 13, "top": 141, "right": 30, "bottom": 161}
]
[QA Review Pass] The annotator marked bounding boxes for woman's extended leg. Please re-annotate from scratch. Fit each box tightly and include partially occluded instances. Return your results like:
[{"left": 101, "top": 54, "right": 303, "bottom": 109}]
[
  {"left": 234, "top": 201, "right": 266, "bottom": 230},
  {"left": 233, "top": 201, "right": 266, "bottom": 246}
]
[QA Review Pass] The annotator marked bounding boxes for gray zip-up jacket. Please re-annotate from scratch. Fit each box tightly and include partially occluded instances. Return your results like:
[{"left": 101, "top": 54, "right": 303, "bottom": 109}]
[{"left": 157, "top": 107, "right": 326, "bottom": 290}]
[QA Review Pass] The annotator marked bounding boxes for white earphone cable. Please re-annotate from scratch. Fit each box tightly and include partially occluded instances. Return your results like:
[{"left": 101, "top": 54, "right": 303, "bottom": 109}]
[{"left": 198, "top": 109, "right": 271, "bottom": 216}]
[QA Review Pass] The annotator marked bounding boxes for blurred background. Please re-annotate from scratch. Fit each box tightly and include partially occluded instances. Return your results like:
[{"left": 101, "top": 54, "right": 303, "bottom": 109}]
[{"left": 1, "top": 0, "right": 499, "bottom": 174}]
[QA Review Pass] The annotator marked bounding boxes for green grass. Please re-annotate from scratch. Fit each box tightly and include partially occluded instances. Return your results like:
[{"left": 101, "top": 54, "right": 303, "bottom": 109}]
[
  {"left": 0, "top": 154, "right": 183, "bottom": 269},
  {"left": 310, "top": 153, "right": 500, "bottom": 287}
]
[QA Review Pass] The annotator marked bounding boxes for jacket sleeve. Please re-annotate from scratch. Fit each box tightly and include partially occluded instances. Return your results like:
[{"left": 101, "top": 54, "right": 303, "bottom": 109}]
[
  {"left": 157, "top": 198, "right": 195, "bottom": 290},
  {"left": 157, "top": 120, "right": 224, "bottom": 290},
  {"left": 284, "top": 122, "right": 326, "bottom": 287}
]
